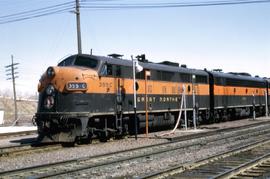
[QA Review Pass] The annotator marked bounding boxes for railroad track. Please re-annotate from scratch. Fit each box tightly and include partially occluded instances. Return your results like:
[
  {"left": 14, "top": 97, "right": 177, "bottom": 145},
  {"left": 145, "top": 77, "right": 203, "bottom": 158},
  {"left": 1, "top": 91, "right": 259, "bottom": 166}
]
[
  {"left": 233, "top": 156, "right": 270, "bottom": 178},
  {"left": 1, "top": 121, "right": 270, "bottom": 178},
  {"left": 1, "top": 120, "right": 268, "bottom": 159},
  {"left": 0, "top": 139, "right": 104, "bottom": 158},
  {"left": 0, "top": 143, "right": 62, "bottom": 158},
  {"left": 0, "top": 136, "right": 122, "bottom": 158},
  {"left": 0, "top": 130, "right": 37, "bottom": 139},
  {"left": 143, "top": 139, "right": 270, "bottom": 179},
  {"left": 167, "top": 120, "right": 270, "bottom": 142}
]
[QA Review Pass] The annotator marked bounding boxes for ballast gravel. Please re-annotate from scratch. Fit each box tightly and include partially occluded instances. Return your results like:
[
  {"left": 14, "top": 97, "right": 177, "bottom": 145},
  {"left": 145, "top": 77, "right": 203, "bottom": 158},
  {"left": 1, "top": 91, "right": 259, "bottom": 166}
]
[{"left": 0, "top": 117, "right": 269, "bottom": 176}]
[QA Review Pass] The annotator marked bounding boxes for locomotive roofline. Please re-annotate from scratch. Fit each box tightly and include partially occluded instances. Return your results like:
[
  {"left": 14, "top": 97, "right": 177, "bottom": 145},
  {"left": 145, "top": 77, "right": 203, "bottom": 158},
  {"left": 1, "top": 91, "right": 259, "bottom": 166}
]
[
  {"left": 209, "top": 71, "right": 266, "bottom": 83},
  {"left": 70, "top": 54, "right": 208, "bottom": 76},
  {"left": 69, "top": 54, "right": 266, "bottom": 83},
  {"left": 55, "top": 53, "right": 267, "bottom": 88}
]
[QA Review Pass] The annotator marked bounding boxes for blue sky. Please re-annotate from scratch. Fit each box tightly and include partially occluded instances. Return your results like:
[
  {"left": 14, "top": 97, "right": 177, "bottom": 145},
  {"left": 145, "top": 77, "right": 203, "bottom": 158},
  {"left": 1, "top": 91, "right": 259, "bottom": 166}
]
[{"left": 0, "top": 0, "right": 269, "bottom": 96}]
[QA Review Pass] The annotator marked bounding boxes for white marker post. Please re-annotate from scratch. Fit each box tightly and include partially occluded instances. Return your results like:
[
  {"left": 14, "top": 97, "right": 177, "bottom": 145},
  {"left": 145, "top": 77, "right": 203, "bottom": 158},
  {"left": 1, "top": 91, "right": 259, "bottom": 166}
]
[
  {"left": 132, "top": 56, "right": 138, "bottom": 140},
  {"left": 192, "top": 88, "right": 197, "bottom": 130},
  {"left": 131, "top": 56, "right": 143, "bottom": 140},
  {"left": 265, "top": 90, "right": 268, "bottom": 117},
  {"left": 253, "top": 93, "right": 256, "bottom": 120},
  {"left": 183, "top": 85, "right": 187, "bottom": 130},
  {"left": 192, "top": 75, "right": 197, "bottom": 130}
]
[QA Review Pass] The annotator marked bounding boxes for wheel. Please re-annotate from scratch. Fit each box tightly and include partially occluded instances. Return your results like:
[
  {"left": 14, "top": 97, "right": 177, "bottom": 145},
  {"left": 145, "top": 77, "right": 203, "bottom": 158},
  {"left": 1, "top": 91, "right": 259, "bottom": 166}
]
[
  {"left": 76, "top": 136, "right": 92, "bottom": 145},
  {"left": 99, "top": 131, "right": 110, "bottom": 142}
]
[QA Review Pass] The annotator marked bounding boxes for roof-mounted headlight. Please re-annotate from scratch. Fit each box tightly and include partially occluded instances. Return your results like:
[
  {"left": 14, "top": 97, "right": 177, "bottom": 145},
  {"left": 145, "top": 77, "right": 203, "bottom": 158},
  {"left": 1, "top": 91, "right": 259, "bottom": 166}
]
[{"left": 46, "top": 67, "right": 55, "bottom": 78}]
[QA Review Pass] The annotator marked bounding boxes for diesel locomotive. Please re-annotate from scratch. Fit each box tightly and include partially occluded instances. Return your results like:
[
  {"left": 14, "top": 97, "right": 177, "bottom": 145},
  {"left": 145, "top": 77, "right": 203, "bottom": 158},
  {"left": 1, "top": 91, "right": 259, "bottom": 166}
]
[{"left": 34, "top": 54, "right": 269, "bottom": 144}]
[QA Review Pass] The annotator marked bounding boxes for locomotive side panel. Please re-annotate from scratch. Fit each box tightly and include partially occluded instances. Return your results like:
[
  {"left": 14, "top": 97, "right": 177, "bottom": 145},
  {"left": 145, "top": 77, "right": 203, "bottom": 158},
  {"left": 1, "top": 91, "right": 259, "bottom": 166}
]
[{"left": 209, "top": 72, "right": 267, "bottom": 120}]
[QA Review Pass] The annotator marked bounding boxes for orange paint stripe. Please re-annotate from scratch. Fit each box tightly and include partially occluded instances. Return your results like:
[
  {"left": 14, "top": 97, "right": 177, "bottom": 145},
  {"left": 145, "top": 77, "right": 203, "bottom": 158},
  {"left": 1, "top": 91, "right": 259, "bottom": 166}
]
[
  {"left": 44, "top": 72, "right": 269, "bottom": 98},
  {"left": 214, "top": 85, "right": 266, "bottom": 96},
  {"left": 40, "top": 66, "right": 269, "bottom": 97},
  {"left": 84, "top": 77, "right": 209, "bottom": 95}
]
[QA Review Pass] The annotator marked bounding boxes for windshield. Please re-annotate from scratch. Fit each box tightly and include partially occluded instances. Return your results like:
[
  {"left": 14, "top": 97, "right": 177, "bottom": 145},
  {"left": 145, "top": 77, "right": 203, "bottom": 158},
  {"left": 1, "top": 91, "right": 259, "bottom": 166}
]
[
  {"left": 57, "top": 55, "right": 99, "bottom": 69},
  {"left": 58, "top": 56, "right": 75, "bottom": 66},
  {"left": 74, "top": 56, "right": 98, "bottom": 69}
]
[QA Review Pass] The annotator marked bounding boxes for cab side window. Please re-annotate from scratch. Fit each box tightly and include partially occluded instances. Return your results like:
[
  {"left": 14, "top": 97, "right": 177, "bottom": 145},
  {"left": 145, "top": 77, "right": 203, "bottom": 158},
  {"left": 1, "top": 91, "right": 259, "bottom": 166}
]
[
  {"left": 107, "top": 64, "right": 112, "bottom": 75},
  {"left": 115, "top": 65, "right": 121, "bottom": 77},
  {"left": 100, "top": 63, "right": 113, "bottom": 76}
]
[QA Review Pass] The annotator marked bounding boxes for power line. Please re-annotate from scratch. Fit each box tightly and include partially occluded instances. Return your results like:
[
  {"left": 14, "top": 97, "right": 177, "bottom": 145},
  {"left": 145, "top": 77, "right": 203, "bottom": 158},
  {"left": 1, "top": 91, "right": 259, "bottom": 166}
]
[
  {"left": 0, "top": 1, "right": 74, "bottom": 19},
  {"left": 0, "top": 1, "right": 74, "bottom": 24},
  {"left": 0, "top": 0, "right": 269, "bottom": 25},
  {"left": 81, "top": 0, "right": 270, "bottom": 5},
  {"left": 0, "top": 8, "right": 73, "bottom": 24},
  {"left": 80, "top": 0, "right": 270, "bottom": 9}
]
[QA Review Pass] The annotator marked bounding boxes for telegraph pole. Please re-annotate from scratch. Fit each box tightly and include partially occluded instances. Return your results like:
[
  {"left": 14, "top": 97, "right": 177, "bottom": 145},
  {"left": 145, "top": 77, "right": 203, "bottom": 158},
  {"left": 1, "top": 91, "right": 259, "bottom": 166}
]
[
  {"left": 75, "top": 0, "right": 82, "bottom": 54},
  {"left": 5, "top": 55, "right": 19, "bottom": 123}
]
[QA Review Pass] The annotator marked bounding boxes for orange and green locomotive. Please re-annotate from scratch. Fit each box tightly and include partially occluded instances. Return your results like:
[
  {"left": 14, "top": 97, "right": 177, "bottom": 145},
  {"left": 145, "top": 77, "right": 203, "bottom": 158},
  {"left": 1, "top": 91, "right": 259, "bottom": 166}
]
[{"left": 34, "top": 54, "right": 269, "bottom": 144}]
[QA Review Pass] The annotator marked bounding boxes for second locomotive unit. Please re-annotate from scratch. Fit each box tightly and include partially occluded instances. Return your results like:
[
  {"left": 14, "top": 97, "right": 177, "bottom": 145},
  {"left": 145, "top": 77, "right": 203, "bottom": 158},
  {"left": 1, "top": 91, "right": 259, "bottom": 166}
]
[{"left": 35, "top": 54, "right": 269, "bottom": 144}]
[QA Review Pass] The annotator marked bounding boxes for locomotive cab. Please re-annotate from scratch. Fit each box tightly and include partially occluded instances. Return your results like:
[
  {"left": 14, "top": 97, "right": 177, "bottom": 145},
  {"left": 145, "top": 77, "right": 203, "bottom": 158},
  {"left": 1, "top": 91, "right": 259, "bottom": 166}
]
[{"left": 35, "top": 54, "right": 101, "bottom": 144}]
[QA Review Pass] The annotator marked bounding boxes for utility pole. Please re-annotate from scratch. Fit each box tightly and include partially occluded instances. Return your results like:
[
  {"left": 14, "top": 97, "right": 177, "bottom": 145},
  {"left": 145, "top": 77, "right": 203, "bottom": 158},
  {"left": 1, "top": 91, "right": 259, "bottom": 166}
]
[
  {"left": 5, "top": 55, "right": 19, "bottom": 123},
  {"left": 75, "top": 0, "right": 82, "bottom": 54}
]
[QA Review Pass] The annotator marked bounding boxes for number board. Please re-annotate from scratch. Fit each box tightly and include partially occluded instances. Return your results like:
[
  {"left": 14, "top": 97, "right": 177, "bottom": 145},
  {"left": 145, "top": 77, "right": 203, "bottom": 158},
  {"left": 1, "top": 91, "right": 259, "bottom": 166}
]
[{"left": 66, "top": 82, "right": 87, "bottom": 90}]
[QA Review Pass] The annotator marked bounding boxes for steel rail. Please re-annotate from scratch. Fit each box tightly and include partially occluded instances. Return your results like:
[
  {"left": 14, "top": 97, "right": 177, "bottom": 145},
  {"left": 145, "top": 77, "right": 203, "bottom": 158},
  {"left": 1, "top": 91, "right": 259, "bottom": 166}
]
[
  {"left": 167, "top": 120, "right": 270, "bottom": 142},
  {"left": 1, "top": 120, "right": 269, "bottom": 159},
  {"left": 140, "top": 138, "right": 270, "bottom": 179},
  {"left": 0, "top": 143, "right": 62, "bottom": 157},
  {"left": 212, "top": 153, "right": 270, "bottom": 178},
  {"left": 1, "top": 121, "right": 270, "bottom": 178},
  {"left": 234, "top": 157, "right": 270, "bottom": 178},
  {"left": 0, "top": 130, "right": 37, "bottom": 139}
]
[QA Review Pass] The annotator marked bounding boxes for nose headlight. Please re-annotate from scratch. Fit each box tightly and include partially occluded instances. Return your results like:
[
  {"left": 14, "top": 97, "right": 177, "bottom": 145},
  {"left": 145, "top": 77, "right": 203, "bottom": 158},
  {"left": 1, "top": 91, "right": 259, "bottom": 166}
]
[
  {"left": 43, "top": 96, "right": 54, "bottom": 109},
  {"left": 46, "top": 67, "right": 55, "bottom": 78},
  {"left": 46, "top": 85, "right": 55, "bottom": 95}
]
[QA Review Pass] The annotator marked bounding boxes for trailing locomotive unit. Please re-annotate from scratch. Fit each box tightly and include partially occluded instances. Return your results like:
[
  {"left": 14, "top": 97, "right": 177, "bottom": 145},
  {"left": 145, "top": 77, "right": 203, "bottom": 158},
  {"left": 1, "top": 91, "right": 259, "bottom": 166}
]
[
  {"left": 207, "top": 71, "right": 267, "bottom": 122},
  {"left": 35, "top": 54, "right": 210, "bottom": 143}
]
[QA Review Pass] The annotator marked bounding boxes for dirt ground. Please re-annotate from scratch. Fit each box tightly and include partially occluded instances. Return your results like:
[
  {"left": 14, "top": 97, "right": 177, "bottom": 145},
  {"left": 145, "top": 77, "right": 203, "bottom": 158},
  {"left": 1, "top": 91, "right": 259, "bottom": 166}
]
[{"left": 0, "top": 97, "right": 37, "bottom": 125}]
